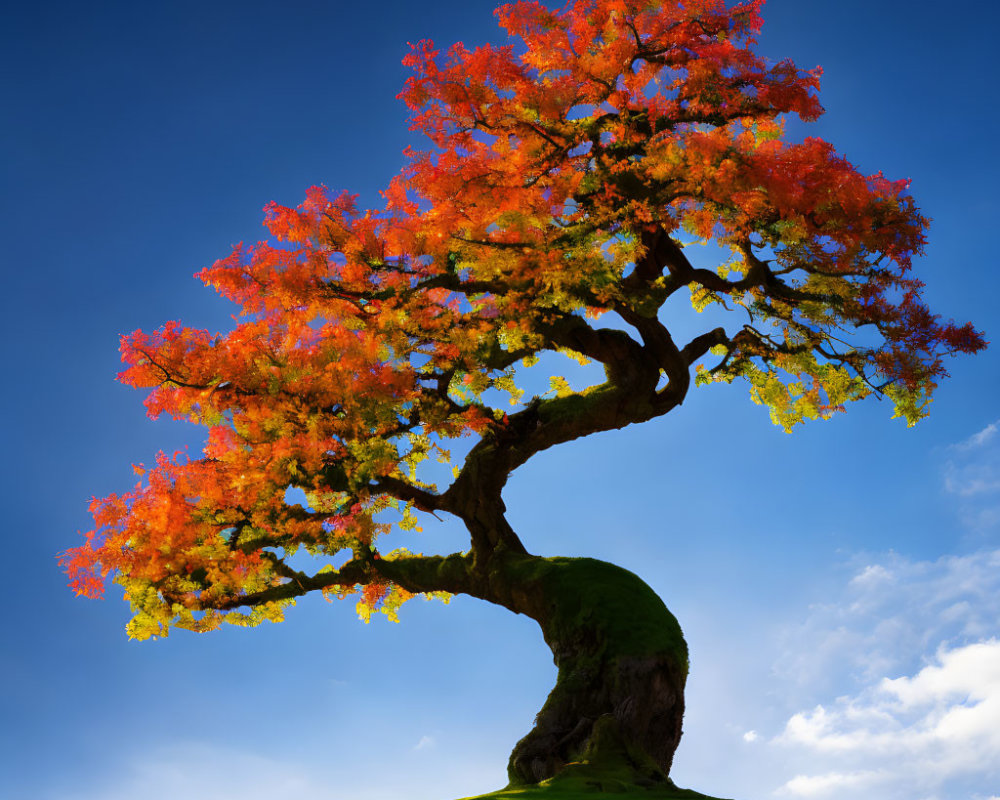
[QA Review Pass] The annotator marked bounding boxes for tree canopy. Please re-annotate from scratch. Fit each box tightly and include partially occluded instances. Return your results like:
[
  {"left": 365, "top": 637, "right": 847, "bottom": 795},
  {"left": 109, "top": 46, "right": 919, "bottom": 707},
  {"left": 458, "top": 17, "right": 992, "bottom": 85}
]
[{"left": 63, "top": 0, "right": 984, "bottom": 645}]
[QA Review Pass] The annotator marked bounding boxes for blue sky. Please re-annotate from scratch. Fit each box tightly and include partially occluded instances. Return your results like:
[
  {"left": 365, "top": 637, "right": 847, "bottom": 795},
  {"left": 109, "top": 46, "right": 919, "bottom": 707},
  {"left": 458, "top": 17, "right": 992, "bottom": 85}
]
[{"left": 2, "top": 1, "right": 998, "bottom": 799}]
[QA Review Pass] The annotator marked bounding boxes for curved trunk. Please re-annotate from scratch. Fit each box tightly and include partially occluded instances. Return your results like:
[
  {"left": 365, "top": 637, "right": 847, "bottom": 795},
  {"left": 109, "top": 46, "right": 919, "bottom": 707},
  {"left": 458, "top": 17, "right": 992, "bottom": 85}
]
[
  {"left": 483, "top": 552, "right": 688, "bottom": 788},
  {"left": 380, "top": 548, "right": 689, "bottom": 788}
]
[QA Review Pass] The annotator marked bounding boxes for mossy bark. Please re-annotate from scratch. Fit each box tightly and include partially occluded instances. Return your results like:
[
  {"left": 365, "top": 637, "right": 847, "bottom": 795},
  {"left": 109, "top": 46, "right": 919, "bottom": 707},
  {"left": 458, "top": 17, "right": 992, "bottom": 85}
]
[
  {"left": 480, "top": 553, "right": 688, "bottom": 787},
  {"left": 379, "top": 547, "right": 689, "bottom": 788}
]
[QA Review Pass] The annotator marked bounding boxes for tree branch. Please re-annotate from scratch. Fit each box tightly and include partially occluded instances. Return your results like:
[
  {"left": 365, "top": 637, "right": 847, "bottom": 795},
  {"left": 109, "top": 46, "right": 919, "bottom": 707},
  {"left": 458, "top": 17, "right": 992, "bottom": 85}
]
[{"left": 372, "top": 475, "right": 443, "bottom": 513}]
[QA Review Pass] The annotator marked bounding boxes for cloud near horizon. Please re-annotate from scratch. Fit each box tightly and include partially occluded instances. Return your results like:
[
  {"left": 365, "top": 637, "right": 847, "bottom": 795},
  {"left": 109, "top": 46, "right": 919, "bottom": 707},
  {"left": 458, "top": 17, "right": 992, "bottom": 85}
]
[
  {"left": 778, "top": 639, "right": 1000, "bottom": 797},
  {"left": 51, "top": 743, "right": 338, "bottom": 800},
  {"left": 773, "top": 548, "right": 1000, "bottom": 695},
  {"left": 771, "top": 548, "right": 1000, "bottom": 800},
  {"left": 46, "top": 738, "right": 502, "bottom": 800}
]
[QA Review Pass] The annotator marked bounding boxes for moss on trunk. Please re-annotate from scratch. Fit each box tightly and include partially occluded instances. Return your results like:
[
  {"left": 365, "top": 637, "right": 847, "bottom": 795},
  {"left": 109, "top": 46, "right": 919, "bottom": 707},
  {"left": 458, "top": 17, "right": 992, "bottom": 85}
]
[{"left": 483, "top": 554, "right": 688, "bottom": 787}]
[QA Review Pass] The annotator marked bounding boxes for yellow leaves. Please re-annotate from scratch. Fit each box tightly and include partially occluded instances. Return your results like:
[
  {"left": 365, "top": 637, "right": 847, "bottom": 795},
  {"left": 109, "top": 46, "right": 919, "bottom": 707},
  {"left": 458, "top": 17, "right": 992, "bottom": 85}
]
[
  {"left": 354, "top": 550, "right": 452, "bottom": 624},
  {"left": 457, "top": 370, "right": 490, "bottom": 398},
  {"left": 738, "top": 353, "right": 871, "bottom": 433},
  {"left": 557, "top": 348, "right": 591, "bottom": 367},
  {"left": 346, "top": 437, "right": 400, "bottom": 485},
  {"left": 689, "top": 283, "right": 716, "bottom": 313},
  {"left": 493, "top": 372, "right": 525, "bottom": 406},
  {"left": 497, "top": 320, "right": 543, "bottom": 354},
  {"left": 72, "top": 0, "right": 983, "bottom": 650},
  {"left": 320, "top": 572, "right": 354, "bottom": 604},
  {"left": 747, "top": 368, "right": 810, "bottom": 433},
  {"left": 126, "top": 611, "right": 166, "bottom": 641},
  {"left": 397, "top": 503, "right": 423, "bottom": 533},
  {"left": 356, "top": 599, "right": 375, "bottom": 624},
  {"left": 425, "top": 590, "right": 452, "bottom": 607},
  {"left": 450, "top": 364, "right": 527, "bottom": 408},
  {"left": 814, "top": 362, "right": 870, "bottom": 409},
  {"left": 355, "top": 582, "right": 411, "bottom": 624},
  {"left": 121, "top": 575, "right": 275, "bottom": 641},
  {"left": 548, "top": 375, "right": 574, "bottom": 398},
  {"left": 885, "top": 382, "right": 933, "bottom": 427},
  {"left": 403, "top": 432, "right": 432, "bottom": 478},
  {"left": 303, "top": 489, "right": 348, "bottom": 515},
  {"left": 369, "top": 585, "right": 414, "bottom": 623},
  {"left": 221, "top": 601, "right": 292, "bottom": 629}
]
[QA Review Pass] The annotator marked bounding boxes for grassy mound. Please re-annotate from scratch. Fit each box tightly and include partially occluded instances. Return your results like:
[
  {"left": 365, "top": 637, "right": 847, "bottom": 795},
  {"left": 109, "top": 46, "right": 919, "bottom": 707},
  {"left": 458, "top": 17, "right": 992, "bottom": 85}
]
[
  {"left": 456, "top": 763, "right": 732, "bottom": 799},
  {"left": 458, "top": 788, "right": 727, "bottom": 799}
]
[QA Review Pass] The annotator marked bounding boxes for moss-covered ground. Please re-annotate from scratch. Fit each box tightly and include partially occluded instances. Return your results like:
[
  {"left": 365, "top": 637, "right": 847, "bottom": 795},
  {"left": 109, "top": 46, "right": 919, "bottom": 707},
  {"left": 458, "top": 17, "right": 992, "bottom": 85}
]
[
  {"left": 457, "top": 787, "right": 728, "bottom": 799},
  {"left": 455, "top": 763, "right": 731, "bottom": 799},
  {"left": 457, "top": 781, "right": 729, "bottom": 799}
]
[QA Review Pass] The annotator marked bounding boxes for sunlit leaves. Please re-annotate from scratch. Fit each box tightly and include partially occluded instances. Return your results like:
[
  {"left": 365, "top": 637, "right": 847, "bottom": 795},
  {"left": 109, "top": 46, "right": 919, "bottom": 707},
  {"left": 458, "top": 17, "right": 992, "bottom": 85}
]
[{"left": 65, "top": 0, "right": 985, "bottom": 637}]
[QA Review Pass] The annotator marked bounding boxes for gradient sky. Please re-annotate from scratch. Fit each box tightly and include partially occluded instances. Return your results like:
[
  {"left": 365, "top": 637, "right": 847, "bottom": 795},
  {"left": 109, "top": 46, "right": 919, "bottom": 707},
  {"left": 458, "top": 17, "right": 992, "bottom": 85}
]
[{"left": 2, "top": 2, "right": 999, "bottom": 799}]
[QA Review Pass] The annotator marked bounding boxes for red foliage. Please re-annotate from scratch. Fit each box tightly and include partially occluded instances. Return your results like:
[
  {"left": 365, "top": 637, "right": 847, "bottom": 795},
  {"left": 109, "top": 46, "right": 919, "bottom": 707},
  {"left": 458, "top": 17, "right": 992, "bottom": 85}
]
[{"left": 63, "top": 0, "right": 984, "bottom": 637}]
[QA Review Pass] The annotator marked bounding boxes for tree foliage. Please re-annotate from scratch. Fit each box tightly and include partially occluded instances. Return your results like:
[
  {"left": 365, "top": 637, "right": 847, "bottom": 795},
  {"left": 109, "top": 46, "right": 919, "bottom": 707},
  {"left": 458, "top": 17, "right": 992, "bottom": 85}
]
[{"left": 63, "top": 0, "right": 984, "bottom": 643}]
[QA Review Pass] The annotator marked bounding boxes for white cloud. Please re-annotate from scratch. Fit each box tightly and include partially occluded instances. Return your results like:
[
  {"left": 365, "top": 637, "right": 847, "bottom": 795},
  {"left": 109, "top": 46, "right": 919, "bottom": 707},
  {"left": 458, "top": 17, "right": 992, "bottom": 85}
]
[
  {"left": 849, "top": 563, "right": 893, "bottom": 589},
  {"left": 742, "top": 730, "right": 758, "bottom": 743},
  {"left": 954, "top": 421, "right": 999, "bottom": 451},
  {"left": 944, "top": 420, "right": 1000, "bottom": 529},
  {"left": 413, "top": 735, "right": 436, "bottom": 751},
  {"left": 774, "top": 549, "right": 1000, "bottom": 694},
  {"left": 768, "top": 548, "right": 1000, "bottom": 800},
  {"left": 778, "top": 640, "right": 1000, "bottom": 797},
  {"left": 884, "top": 639, "right": 1000, "bottom": 709},
  {"left": 779, "top": 770, "right": 883, "bottom": 797},
  {"left": 945, "top": 471, "right": 1000, "bottom": 498},
  {"left": 675, "top": 548, "right": 1000, "bottom": 800}
]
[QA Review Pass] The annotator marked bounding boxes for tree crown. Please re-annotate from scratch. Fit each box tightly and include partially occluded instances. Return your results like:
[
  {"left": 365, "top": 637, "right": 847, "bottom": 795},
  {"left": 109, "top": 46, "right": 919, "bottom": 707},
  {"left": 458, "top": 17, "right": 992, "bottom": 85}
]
[{"left": 62, "top": 0, "right": 985, "bottom": 639}]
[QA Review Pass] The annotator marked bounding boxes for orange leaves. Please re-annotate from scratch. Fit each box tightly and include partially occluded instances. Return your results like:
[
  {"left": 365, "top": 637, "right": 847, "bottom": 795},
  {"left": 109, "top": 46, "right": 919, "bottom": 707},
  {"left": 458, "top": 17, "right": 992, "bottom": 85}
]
[
  {"left": 396, "top": 0, "right": 831, "bottom": 295},
  {"left": 68, "top": 446, "right": 335, "bottom": 614},
  {"left": 647, "top": 127, "right": 927, "bottom": 279},
  {"left": 73, "top": 164, "right": 533, "bottom": 629},
  {"left": 59, "top": 534, "right": 105, "bottom": 599},
  {"left": 67, "top": 0, "right": 987, "bottom": 637},
  {"left": 263, "top": 189, "right": 359, "bottom": 255}
]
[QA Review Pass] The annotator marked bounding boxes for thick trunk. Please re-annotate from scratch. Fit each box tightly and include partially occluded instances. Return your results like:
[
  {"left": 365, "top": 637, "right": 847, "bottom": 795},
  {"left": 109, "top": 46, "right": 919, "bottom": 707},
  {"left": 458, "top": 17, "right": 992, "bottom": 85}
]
[
  {"left": 380, "top": 548, "right": 689, "bottom": 788},
  {"left": 482, "top": 553, "right": 688, "bottom": 788}
]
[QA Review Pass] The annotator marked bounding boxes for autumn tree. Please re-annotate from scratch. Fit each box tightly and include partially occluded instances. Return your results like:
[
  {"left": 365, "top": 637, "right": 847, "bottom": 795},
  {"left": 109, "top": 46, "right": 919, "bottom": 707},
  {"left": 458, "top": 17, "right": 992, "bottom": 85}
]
[{"left": 62, "top": 0, "right": 984, "bottom": 792}]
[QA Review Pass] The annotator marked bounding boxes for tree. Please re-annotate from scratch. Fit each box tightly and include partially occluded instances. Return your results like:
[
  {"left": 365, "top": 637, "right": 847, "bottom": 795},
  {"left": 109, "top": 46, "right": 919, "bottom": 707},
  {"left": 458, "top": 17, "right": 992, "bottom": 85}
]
[{"left": 62, "top": 0, "right": 984, "bottom": 793}]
